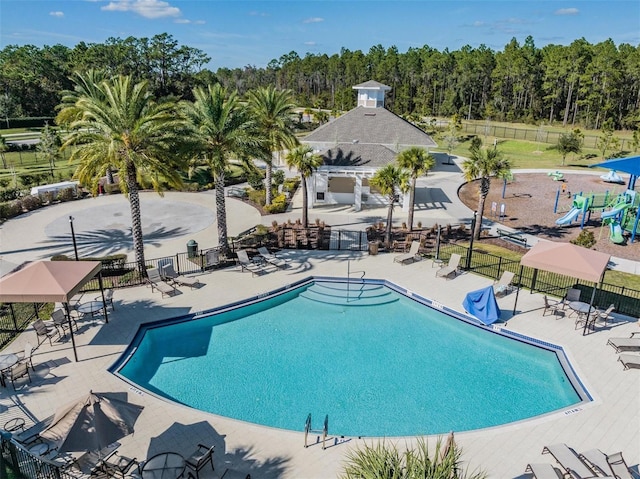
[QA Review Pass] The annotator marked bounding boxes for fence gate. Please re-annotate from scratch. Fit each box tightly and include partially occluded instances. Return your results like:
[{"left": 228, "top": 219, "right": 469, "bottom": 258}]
[{"left": 328, "top": 230, "right": 368, "bottom": 251}]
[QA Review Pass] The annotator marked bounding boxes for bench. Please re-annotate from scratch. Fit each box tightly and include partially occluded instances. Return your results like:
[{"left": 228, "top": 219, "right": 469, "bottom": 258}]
[
  {"left": 226, "top": 186, "right": 247, "bottom": 198},
  {"left": 496, "top": 228, "right": 528, "bottom": 247}
]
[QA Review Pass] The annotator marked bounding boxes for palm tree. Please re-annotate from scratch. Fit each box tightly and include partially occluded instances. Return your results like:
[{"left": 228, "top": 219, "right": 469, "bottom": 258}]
[
  {"left": 462, "top": 141, "right": 512, "bottom": 239},
  {"left": 182, "top": 84, "right": 265, "bottom": 255},
  {"left": 247, "top": 86, "right": 299, "bottom": 206},
  {"left": 285, "top": 145, "right": 323, "bottom": 228},
  {"left": 370, "top": 164, "right": 410, "bottom": 245},
  {"left": 0, "top": 136, "right": 8, "bottom": 169},
  {"left": 396, "top": 147, "right": 435, "bottom": 230},
  {"left": 62, "top": 75, "right": 189, "bottom": 274}
]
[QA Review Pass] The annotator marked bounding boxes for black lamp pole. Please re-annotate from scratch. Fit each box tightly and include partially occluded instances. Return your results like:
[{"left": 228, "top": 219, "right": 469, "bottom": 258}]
[{"left": 69, "top": 215, "right": 79, "bottom": 261}]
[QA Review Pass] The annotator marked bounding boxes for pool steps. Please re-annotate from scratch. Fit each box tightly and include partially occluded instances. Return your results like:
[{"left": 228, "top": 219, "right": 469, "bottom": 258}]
[{"left": 300, "top": 283, "right": 399, "bottom": 306}]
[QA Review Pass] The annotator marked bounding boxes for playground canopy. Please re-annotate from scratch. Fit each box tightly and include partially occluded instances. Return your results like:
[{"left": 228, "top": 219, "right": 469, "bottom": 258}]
[{"left": 591, "top": 156, "right": 640, "bottom": 189}]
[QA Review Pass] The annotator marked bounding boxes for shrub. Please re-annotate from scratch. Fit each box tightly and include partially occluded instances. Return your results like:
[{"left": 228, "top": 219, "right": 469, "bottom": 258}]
[
  {"left": 104, "top": 183, "right": 121, "bottom": 194},
  {"left": 57, "top": 187, "right": 76, "bottom": 202},
  {"left": 571, "top": 230, "right": 596, "bottom": 248},
  {"left": 264, "top": 193, "right": 287, "bottom": 213},
  {"left": 0, "top": 189, "right": 19, "bottom": 202},
  {"left": 0, "top": 201, "right": 24, "bottom": 220},
  {"left": 42, "top": 191, "right": 54, "bottom": 204},
  {"left": 247, "top": 189, "right": 266, "bottom": 206},
  {"left": 283, "top": 177, "right": 300, "bottom": 192},
  {"left": 21, "top": 195, "right": 43, "bottom": 211},
  {"left": 247, "top": 170, "right": 265, "bottom": 190},
  {"left": 272, "top": 169, "right": 285, "bottom": 187}
]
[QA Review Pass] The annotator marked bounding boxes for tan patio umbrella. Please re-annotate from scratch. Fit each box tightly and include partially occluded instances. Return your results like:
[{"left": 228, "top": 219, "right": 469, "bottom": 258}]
[{"left": 39, "top": 391, "right": 144, "bottom": 454}]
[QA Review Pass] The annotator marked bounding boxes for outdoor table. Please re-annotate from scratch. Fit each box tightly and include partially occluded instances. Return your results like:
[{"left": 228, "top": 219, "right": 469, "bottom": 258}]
[
  {"left": 569, "top": 301, "right": 591, "bottom": 316},
  {"left": 141, "top": 452, "right": 185, "bottom": 479},
  {"left": 0, "top": 353, "right": 18, "bottom": 387},
  {"left": 77, "top": 301, "right": 104, "bottom": 317}
]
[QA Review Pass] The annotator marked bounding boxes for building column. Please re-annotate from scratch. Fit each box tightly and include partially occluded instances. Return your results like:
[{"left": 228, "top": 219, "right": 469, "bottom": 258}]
[{"left": 354, "top": 176, "right": 362, "bottom": 211}]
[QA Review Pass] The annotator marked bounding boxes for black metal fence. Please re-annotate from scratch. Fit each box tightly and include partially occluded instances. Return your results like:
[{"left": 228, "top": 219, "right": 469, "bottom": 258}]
[{"left": 1, "top": 437, "right": 77, "bottom": 479}]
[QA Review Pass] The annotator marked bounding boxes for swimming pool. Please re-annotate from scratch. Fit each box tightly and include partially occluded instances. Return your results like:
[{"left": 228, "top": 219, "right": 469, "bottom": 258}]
[{"left": 114, "top": 278, "right": 590, "bottom": 437}]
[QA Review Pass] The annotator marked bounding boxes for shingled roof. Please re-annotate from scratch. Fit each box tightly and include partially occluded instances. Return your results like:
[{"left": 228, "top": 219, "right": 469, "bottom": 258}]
[
  {"left": 319, "top": 143, "right": 397, "bottom": 168},
  {"left": 304, "top": 106, "right": 437, "bottom": 149},
  {"left": 352, "top": 80, "right": 391, "bottom": 91}
]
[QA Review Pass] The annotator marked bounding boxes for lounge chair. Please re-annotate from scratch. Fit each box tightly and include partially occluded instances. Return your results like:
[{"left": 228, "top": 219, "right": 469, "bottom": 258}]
[
  {"left": 162, "top": 263, "right": 201, "bottom": 289},
  {"left": 10, "top": 414, "right": 54, "bottom": 446},
  {"left": 436, "top": 253, "right": 461, "bottom": 280},
  {"left": 607, "top": 332, "right": 640, "bottom": 353},
  {"left": 257, "top": 247, "right": 287, "bottom": 269},
  {"left": 606, "top": 451, "right": 636, "bottom": 479},
  {"left": 542, "top": 443, "right": 597, "bottom": 478},
  {"left": 525, "top": 463, "right": 564, "bottom": 479},
  {"left": 618, "top": 353, "right": 640, "bottom": 370},
  {"left": 393, "top": 241, "right": 421, "bottom": 265},
  {"left": 236, "top": 250, "right": 265, "bottom": 276},
  {"left": 579, "top": 449, "right": 618, "bottom": 477},
  {"left": 493, "top": 271, "right": 515, "bottom": 297},
  {"left": 146, "top": 268, "right": 177, "bottom": 298},
  {"left": 98, "top": 450, "right": 139, "bottom": 479},
  {"left": 32, "top": 319, "right": 58, "bottom": 346},
  {"left": 543, "top": 295, "right": 564, "bottom": 317}
]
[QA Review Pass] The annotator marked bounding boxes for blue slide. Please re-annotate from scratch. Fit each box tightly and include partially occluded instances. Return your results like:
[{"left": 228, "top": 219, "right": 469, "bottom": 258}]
[
  {"left": 555, "top": 207, "right": 581, "bottom": 225},
  {"left": 601, "top": 202, "right": 629, "bottom": 220}
]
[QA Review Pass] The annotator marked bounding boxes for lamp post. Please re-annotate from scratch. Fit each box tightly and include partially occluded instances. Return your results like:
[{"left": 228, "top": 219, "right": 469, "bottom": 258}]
[
  {"left": 466, "top": 211, "right": 477, "bottom": 270},
  {"left": 69, "top": 216, "right": 79, "bottom": 261}
]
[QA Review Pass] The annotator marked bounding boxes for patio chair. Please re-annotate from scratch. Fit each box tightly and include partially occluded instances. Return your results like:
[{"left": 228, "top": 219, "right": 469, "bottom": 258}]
[
  {"left": 32, "top": 319, "right": 58, "bottom": 346},
  {"left": 618, "top": 353, "right": 640, "bottom": 370},
  {"left": 257, "top": 247, "right": 287, "bottom": 269},
  {"left": 98, "top": 451, "right": 139, "bottom": 479},
  {"left": 543, "top": 295, "right": 563, "bottom": 317},
  {"left": 436, "top": 253, "right": 461, "bottom": 280},
  {"left": 94, "top": 289, "right": 115, "bottom": 310},
  {"left": 47, "top": 308, "right": 77, "bottom": 337},
  {"left": 146, "top": 268, "right": 177, "bottom": 298},
  {"left": 393, "top": 241, "right": 421, "bottom": 265},
  {"left": 524, "top": 463, "right": 564, "bottom": 479},
  {"left": 607, "top": 332, "right": 640, "bottom": 353},
  {"left": 16, "top": 341, "right": 34, "bottom": 371},
  {"left": 236, "top": 250, "right": 266, "bottom": 277},
  {"left": 591, "top": 304, "right": 615, "bottom": 326},
  {"left": 184, "top": 443, "right": 215, "bottom": 479},
  {"left": 606, "top": 451, "right": 636, "bottom": 479},
  {"left": 161, "top": 263, "right": 201, "bottom": 289},
  {"left": 563, "top": 288, "right": 581, "bottom": 310},
  {"left": 493, "top": 271, "right": 515, "bottom": 297},
  {"left": 3, "top": 360, "right": 31, "bottom": 389},
  {"left": 541, "top": 443, "right": 597, "bottom": 479}
]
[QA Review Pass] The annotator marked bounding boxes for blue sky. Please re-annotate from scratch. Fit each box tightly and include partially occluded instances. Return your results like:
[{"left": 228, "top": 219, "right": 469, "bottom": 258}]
[{"left": 1, "top": 1, "right": 639, "bottom": 70}]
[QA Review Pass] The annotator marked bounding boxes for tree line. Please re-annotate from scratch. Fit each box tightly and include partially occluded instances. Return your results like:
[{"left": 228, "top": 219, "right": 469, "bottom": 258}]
[{"left": 1, "top": 34, "right": 639, "bottom": 131}]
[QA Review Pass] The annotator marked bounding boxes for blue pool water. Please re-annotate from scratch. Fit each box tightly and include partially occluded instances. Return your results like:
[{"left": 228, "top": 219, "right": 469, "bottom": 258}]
[{"left": 117, "top": 280, "right": 585, "bottom": 437}]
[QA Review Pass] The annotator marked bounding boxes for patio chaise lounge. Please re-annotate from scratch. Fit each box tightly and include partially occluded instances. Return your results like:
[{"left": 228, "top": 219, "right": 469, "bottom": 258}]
[
  {"left": 618, "top": 353, "right": 640, "bottom": 370},
  {"left": 146, "top": 268, "right": 177, "bottom": 298},
  {"left": 579, "top": 449, "right": 634, "bottom": 478},
  {"left": 524, "top": 463, "right": 564, "bottom": 479},
  {"left": 161, "top": 263, "right": 201, "bottom": 289},
  {"left": 436, "top": 253, "right": 461, "bottom": 280},
  {"left": 258, "top": 247, "right": 287, "bottom": 269},
  {"left": 541, "top": 443, "right": 598, "bottom": 478},
  {"left": 236, "top": 250, "right": 266, "bottom": 276},
  {"left": 606, "top": 332, "right": 640, "bottom": 353},
  {"left": 393, "top": 241, "right": 421, "bottom": 265},
  {"left": 493, "top": 270, "right": 515, "bottom": 297}
]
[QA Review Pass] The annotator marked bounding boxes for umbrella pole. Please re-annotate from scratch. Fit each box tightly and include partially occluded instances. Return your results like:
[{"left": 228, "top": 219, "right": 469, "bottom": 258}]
[
  {"left": 64, "top": 302, "right": 79, "bottom": 362},
  {"left": 582, "top": 284, "right": 598, "bottom": 336}
]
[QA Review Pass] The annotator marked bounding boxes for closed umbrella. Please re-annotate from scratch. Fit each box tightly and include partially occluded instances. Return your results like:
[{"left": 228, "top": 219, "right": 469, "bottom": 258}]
[{"left": 40, "top": 391, "right": 144, "bottom": 454}]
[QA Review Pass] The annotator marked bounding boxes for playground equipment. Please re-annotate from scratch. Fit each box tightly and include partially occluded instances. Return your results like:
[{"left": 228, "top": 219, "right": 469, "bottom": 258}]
[
  {"left": 548, "top": 171, "right": 564, "bottom": 181},
  {"left": 602, "top": 217, "right": 625, "bottom": 244},
  {"left": 600, "top": 200, "right": 630, "bottom": 220},
  {"left": 600, "top": 170, "right": 625, "bottom": 184},
  {"left": 556, "top": 195, "right": 589, "bottom": 225}
]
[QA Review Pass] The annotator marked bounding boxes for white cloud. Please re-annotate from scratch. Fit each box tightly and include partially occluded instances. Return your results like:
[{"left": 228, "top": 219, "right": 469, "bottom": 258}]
[
  {"left": 555, "top": 8, "right": 579, "bottom": 15},
  {"left": 304, "top": 41, "right": 316, "bottom": 46},
  {"left": 174, "top": 18, "right": 205, "bottom": 25},
  {"left": 473, "top": 20, "right": 485, "bottom": 27},
  {"left": 49, "top": 11, "right": 64, "bottom": 17},
  {"left": 249, "top": 11, "right": 269, "bottom": 17},
  {"left": 303, "top": 17, "right": 324, "bottom": 24},
  {"left": 101, "top": 0, "right": 181, "bottom": 19}
]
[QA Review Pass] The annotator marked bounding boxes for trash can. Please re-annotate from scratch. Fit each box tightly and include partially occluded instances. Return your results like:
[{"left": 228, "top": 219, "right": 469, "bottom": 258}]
[
  {"left": 187, "top": 240, "right": 198, "bottom": 258},
  {"left": 368, "top": 241, "right": 379, "bottom": 256}
]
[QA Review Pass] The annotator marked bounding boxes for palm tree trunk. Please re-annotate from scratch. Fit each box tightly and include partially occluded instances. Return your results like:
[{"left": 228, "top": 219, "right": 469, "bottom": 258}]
[
  {"left": 125, "top": 162, "right": 146, "bottom": 275},
  {"left": 106, "top": 167, "right": 115, "bottom": 184},
  {"left": 215, "top": 172, "right": 230, "bottom": 256},
  {"left": 474, "top": 177, "right": 490, "bottom": 239},
  {"left": 407, "top": 175, "right": 416, "bottom": 231},
  {"left": 385, "top": 196, "right": 394, "bottom": 245},
  {"left": 265, "top": 161, "right": 273, "bottom": 205},
  {"left": 301, "top": 173, "right": 308, "bottom": 228}
]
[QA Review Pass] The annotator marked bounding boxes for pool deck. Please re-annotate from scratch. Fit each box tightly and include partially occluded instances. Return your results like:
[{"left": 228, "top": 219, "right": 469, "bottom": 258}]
[{"left": 1, "top": 250, "right": 639, "bottom": 478}]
